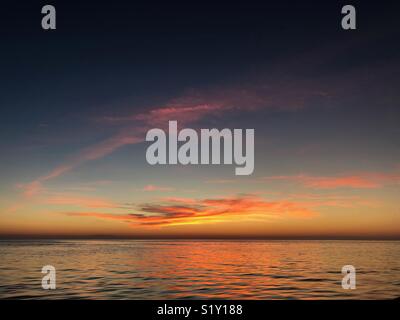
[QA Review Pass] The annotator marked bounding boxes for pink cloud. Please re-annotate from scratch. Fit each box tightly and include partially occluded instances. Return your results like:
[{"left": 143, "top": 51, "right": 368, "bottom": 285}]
[
  {"left": 142, "top": 185, "right": 175, "bottom": 192},
  {"left": 19, "top": 80, "right": 331, "bottom": 195},
  {"left": 45, "top": 194, "right": 118, "bottom": 208},
  {"left": 18, "top": 130, "right": 143, "bottom": 198},
  {"left": 17, "top": 181, "right": 44, "bottom": 197},
  {"left": 264, "top": 172, "right": 400, "bottom": 189},
  {"left": 205, "top": 179, "right": 237, "bottom": 184}
]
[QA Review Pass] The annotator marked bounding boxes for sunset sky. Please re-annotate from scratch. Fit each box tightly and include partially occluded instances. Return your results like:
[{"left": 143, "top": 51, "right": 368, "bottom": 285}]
[{"left": 0, "top": 1, "right": 399, "bottom": 239}]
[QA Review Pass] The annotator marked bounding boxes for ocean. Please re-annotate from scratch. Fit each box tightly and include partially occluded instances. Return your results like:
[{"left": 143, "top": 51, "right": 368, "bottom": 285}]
[{"left": 0, "top": 240, "right": 399, "bottom": 299}]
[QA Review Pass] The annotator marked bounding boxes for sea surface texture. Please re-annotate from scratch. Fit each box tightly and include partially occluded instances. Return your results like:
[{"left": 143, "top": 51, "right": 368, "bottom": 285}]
[{"left": 0, "top": 240, "right": 399, "bottom": 299}]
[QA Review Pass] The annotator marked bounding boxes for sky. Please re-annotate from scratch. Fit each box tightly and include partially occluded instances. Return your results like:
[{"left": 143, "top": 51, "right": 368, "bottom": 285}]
[{"left": 0, "top": 1, "right": 399, "bottom": 239}]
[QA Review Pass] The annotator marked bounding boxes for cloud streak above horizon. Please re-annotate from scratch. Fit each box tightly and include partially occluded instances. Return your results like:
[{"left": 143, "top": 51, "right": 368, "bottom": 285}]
[{"left": 17, "top": 79, "right": 332, "bottom": 197}]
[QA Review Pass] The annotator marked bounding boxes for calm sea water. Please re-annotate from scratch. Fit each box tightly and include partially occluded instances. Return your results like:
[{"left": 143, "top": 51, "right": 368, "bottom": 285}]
[{"left": 0, "top": 240, "right": 399, "bottom": 299}]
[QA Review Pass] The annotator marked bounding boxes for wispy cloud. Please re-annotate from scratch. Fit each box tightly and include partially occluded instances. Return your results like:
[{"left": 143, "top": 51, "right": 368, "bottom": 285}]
[
  {"left": 263, "top": 172, "right": 400, "bottom": 189},
  {"left": 18, "top": 131, "right": 143, "bottom": 197},
  {"left": 142, "top": 185, "right": 175, "bottom": 192},
  {"left": 17, "top": 181, "right": 44, "bottom": 197},
  {"left": 45, "top": 194, "right": 118, "bottom": 208},
  {"left": 101, "top": 83, "right": 328, "bottom": 126},
  {"left": 205, "top": 179, "right": 237, "bottom": 184},
  {"left": 19, "top": 78, "right": 331, "bottom": 195}
]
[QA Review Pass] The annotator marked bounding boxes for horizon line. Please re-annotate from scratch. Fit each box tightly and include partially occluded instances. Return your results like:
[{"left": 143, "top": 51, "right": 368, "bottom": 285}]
[{"left": 1, "top": 235, "right": 399, "bottom": 241}]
